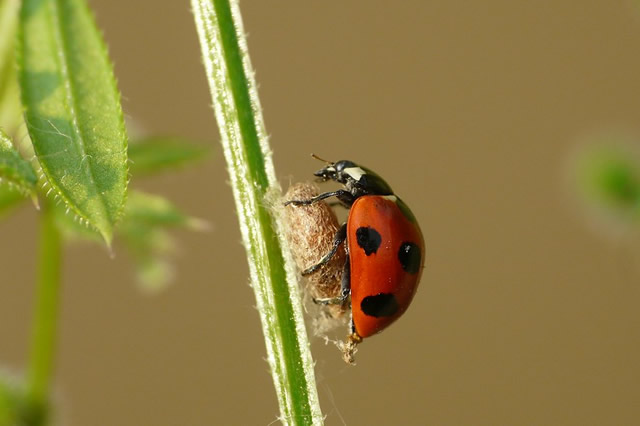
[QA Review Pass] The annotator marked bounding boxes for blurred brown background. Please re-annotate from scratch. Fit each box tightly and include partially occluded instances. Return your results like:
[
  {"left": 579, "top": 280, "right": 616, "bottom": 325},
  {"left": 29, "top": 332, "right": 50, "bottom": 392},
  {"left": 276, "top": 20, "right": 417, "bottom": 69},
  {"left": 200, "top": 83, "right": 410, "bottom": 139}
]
[{"left": 2, "top": 1, "right": 640, "bottom": 424}]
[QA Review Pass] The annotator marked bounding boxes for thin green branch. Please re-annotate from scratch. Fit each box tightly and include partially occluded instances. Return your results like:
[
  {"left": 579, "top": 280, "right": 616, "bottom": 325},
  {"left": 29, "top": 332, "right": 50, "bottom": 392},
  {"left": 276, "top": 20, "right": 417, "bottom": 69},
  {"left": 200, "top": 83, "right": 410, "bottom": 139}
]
[
  {"left": 191, "top": 0, "right": 322, "bottom": 424},
  {"left": 26, "top": 201, "right": 62, "bottom": 426}
]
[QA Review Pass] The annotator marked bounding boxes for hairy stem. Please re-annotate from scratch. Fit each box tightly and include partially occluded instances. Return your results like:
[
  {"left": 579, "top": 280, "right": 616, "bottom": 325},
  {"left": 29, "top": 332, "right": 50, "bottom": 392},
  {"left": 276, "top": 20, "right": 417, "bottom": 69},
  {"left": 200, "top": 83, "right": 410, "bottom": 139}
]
[{"left": 191, "top": 0, "right": 322, "bottom": 424}]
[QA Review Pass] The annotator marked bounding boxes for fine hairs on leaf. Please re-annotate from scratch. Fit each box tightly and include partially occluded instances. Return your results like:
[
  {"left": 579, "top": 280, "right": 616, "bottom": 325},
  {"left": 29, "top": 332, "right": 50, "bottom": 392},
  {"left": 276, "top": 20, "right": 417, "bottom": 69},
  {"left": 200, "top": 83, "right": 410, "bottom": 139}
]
[{"left": 18, "top": 0, "right": 129, "bottom": 245}]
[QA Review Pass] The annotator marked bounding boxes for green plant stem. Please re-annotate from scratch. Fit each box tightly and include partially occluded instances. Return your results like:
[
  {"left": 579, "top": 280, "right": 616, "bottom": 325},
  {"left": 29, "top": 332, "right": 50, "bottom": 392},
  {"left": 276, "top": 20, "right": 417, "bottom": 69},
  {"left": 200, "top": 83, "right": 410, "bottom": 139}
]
[
  {"left": 26, "top": 201, "right": 62, "bottom": 424},
  {"left": 191, "top": 0, "right": 322, "bottom": 424}
]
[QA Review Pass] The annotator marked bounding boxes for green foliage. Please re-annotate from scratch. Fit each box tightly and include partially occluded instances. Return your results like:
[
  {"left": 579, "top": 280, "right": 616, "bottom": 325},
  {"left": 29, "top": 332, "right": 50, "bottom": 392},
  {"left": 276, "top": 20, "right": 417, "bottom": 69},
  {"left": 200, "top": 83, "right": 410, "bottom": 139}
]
[
  {"left": 0, "top": 370, "right": 50, "bottom": 426},
  {"left": 0, "top": 0, "right": 19, "bottom": 89},
  {"left": 0, "top": 0, "right": 22, "bottom": 136},
  {"left": 53, "top": 188, "right": 207, "bottom": 291},
  {"left": 129, "top": 137, "right": 209, "bottom": 176},
  {"left": 0, "top": 185, "right": 27, "bottom": 217},
  {"left": 120, "top": 191, "right": 208, "bottom": 291},
  {"left": 0, "top": 128, "right": 37, "bottom": 196},
  {"left": 0, "top": 372, "right": 29, "bottom": 426},
  {"left": 18, "top": 0, "right": 129, "bottom": 244},
  {"left": 1, "top": 0, "right": 209, "bottom": 280},
  {"left": 586, "top": 154, "right": 640, "bottom": 209},
  {"left": 0, "top": 0, "right": 19, "bottom": 92},
  {"left": 123, "top": 190, "right": 206, "bottom": 229},
  {"left": 0, "top": 0, "right": 210, "bottom": 422},
  {"left": 574, "top": 141, "right": 640, "bottom": 221}
]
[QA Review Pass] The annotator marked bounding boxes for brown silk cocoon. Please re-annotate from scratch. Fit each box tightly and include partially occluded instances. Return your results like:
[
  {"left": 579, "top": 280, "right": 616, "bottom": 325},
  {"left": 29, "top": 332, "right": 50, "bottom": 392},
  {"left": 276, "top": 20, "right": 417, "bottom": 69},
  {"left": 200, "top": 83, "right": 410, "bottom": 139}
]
[{"left": 283, "top": 183, "right": 347, "bottom": 318}]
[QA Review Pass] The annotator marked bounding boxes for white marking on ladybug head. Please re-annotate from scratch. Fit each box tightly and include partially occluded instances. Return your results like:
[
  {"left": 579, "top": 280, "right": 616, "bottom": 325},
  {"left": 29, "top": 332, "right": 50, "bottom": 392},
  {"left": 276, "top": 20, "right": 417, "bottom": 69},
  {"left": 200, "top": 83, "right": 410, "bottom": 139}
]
[
  {"left": 382, "top": 195, "right": 398, "bottom": 202},
  {"left": 344, "top": 167, "right": 366, "bottom": 181}
]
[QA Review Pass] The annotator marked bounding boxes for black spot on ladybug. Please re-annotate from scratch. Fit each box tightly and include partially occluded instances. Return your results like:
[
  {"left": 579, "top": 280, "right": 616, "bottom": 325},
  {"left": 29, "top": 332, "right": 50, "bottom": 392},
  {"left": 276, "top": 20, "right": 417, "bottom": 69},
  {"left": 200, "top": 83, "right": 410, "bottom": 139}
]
[
  {"left": 398, "top": 242, "right": 421, "bottom": 274},
  {"left": 360, "top": 293, "right": 399, "bottom": 317},
  {"left": 356, "top": 227, "right": 382, "bottom": 255}
]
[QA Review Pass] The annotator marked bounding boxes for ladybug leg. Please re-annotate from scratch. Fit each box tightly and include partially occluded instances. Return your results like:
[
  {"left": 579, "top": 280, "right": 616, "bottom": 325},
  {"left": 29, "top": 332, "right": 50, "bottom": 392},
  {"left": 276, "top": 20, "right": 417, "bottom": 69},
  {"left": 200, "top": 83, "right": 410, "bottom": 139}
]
[
  {"left": 301, "top": 223, "right": 347, "bottom": 275},
  {"left": 313, "top": 255, "right": 351, "bottom": 306},
  {"left": 284, "top": 190, "right": 355, "bottom": 207}
]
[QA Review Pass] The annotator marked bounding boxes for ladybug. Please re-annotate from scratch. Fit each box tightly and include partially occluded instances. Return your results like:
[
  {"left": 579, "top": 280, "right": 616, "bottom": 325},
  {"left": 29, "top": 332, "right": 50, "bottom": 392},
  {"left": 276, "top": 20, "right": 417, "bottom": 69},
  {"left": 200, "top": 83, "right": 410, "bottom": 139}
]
[{"left": 285, "top": 158, "right": 425, "bottom": 346}]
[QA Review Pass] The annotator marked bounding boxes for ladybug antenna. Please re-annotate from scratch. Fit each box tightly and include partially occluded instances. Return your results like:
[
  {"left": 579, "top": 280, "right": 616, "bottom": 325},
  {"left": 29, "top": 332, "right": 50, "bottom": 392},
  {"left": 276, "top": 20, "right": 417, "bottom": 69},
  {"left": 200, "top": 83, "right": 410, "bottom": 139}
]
[{"left": 310, "top": 153, "right": 333, "bottom": 165}]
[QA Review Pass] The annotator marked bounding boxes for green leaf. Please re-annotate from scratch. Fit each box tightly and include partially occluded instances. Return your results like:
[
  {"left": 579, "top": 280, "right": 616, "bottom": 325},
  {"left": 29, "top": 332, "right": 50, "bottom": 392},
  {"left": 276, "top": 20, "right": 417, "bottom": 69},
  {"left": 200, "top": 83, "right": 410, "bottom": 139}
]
[
  {"left": 574, "top": 140, "right": 640, "bottom": 219},
  {"left": 0, "top": 372, "right": 23, "bottom": 426},
  {"left": 55, "top": 190, "right": 206, "bottom": 243},
  {"left": 53, "top": 190, "right": 206, "bottom": 294},
  {"left": 119, "top": 191, "right": 206, "bottom": 292},
  {"left": 0, "top": 0, "right": 19, "bottom": 103},
  {"left": 52, "top": 199, "right": 101, "bottom": 242},
  {"left": 120, "top": 226, "right": 175, "bottom": 293},
  {"left": 0, "top": 0, "right": 19, "bottom": 66},
  {"left": 0, "top": 68, "right": 21, "bottom": 136},
  {"left": 128, "top": 137, "right": 209, "bottom": 176},
  {"left": 18, "top": 0, "right": 129, "bottom": 245},
  {"left": 0, "top": 370, "right": 42, "bottom": 426},
  {"left": 134, "top": 254, "right": 175, "bottom": 294},
  {"left": 0, "top": 184, "right": 27, "bottom": 216},
  {"left": 0, "top": 0, "right": 22, "bottom": 134},
  {"left": 0, "top": 128, "right": 37, "bottom": 195},
  {"left": 123, "top": 190, "right": 207, "bottom": 229}
]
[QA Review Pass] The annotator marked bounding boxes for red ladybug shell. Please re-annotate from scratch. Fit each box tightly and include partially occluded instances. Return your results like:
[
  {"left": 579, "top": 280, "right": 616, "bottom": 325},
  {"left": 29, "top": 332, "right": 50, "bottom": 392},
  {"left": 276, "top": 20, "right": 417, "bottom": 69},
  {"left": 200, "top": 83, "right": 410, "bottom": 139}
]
[{"left": 348, "top": 195, "right": 425, "bottom": 338}]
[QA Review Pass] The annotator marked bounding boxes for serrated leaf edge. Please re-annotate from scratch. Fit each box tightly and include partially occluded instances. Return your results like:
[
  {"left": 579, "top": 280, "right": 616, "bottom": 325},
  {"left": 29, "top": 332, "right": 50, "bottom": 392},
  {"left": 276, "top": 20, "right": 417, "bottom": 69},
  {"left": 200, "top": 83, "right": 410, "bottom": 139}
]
[{"left": 17, "top": 0, "right": 129, "bottom": 244}]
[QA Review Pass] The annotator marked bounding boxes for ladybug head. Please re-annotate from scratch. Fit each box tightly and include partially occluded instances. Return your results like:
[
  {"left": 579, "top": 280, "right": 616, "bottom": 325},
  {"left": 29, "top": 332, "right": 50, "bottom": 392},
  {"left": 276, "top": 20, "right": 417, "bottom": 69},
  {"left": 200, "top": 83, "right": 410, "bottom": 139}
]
[
  {"left": 313, "top": 159, "right": 394, "bottom": 196},
  {"left": 314, "top": 160, "right": 358, "bottom": 184}
]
